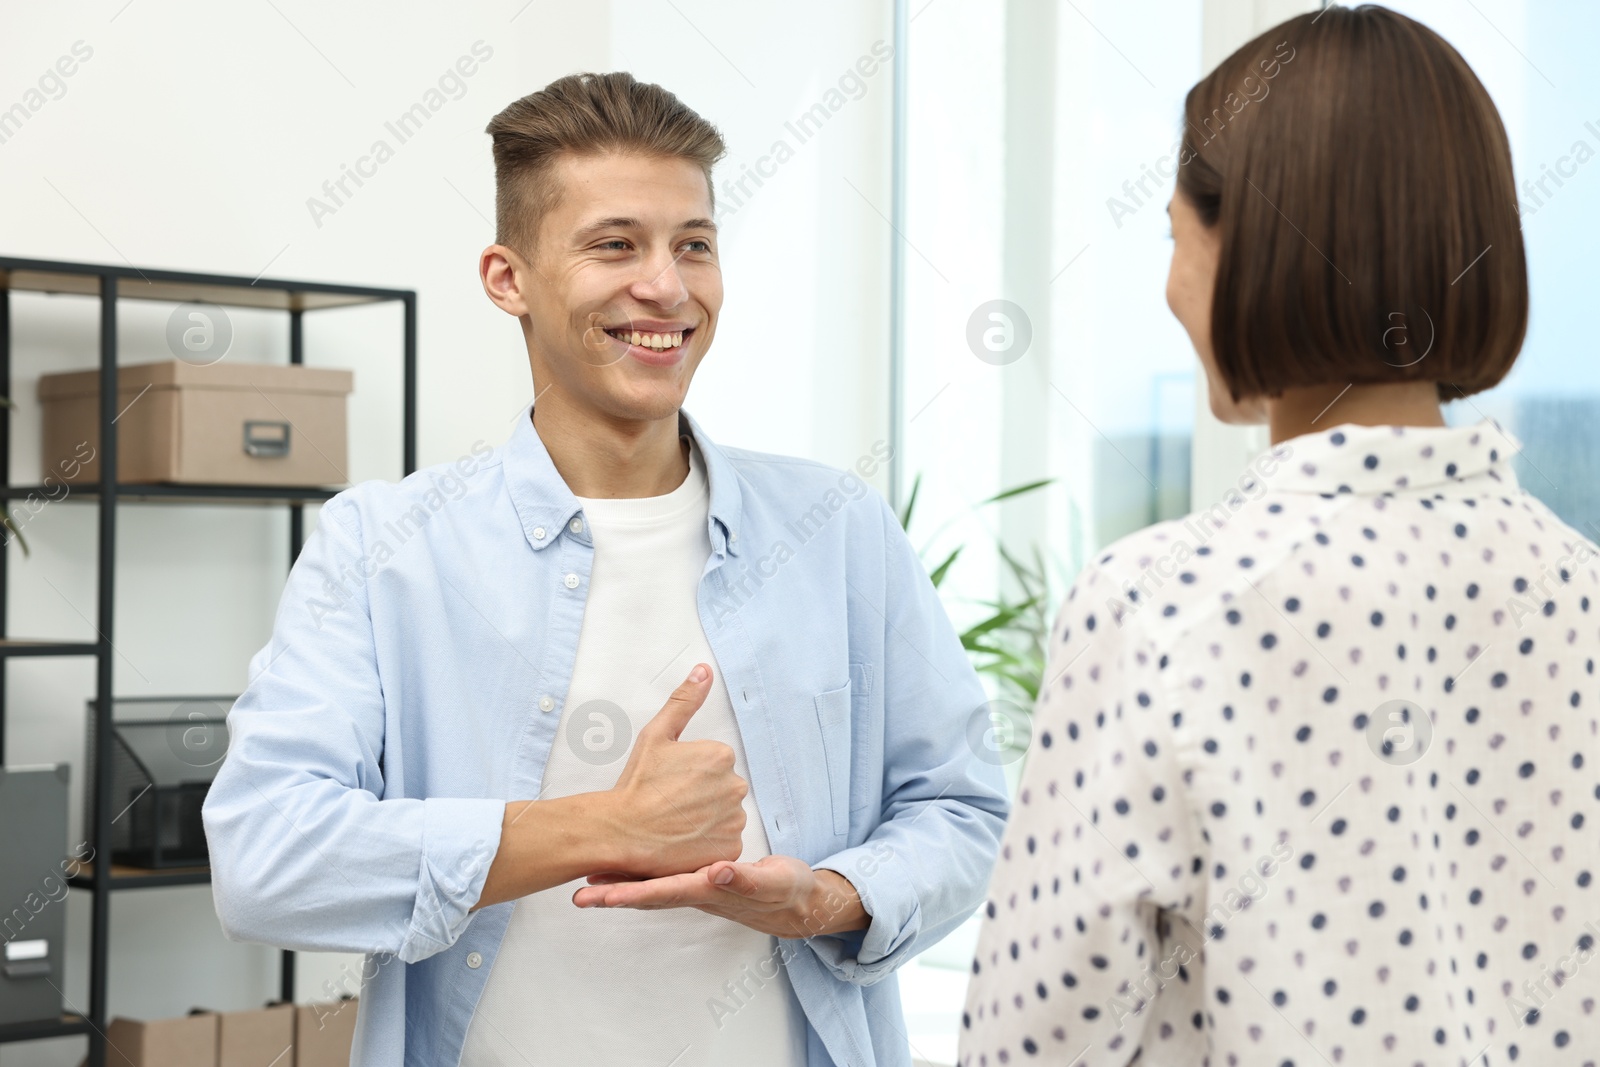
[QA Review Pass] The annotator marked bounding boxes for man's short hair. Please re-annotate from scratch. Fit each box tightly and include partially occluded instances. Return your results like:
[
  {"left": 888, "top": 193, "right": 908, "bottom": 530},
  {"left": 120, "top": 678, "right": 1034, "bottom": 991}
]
[
  {"left": 1177, "top": 5, "right": 1529, "bottom": 403},
  {"left": 485, "top": 72, "right": 727, "bottom": 258}
]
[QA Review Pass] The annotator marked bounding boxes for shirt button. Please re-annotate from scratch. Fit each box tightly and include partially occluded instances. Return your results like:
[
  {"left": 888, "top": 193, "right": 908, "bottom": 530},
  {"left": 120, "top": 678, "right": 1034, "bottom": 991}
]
[
  {"left": 466, "top": 952, "right": 482, "bottom": 969},
  {"left": 532, "top": 526, "right": 546, "bottom": 540},
  {"left": 563, "top": 573, "right": 580, "bottom": 589},
  {"left": 569, "top": 518, "right": 584, "bottom": 534},
  {"left": 730, "top": 531, "right": 738, "bottom": 543},
  {"left": 538, "top": 695, "right": 555, "bottom": 713}
]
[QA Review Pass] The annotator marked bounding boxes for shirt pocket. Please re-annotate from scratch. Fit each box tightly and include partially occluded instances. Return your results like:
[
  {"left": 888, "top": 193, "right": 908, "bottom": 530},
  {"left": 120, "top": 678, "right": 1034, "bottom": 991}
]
[{"left": 813, "top": 680, "right": 854, "bottom": 836}]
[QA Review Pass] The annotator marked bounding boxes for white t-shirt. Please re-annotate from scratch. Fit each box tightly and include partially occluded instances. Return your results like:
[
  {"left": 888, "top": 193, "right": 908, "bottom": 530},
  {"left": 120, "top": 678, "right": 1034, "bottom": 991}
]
[{"left": 460, "top": 436, "right": 808, "bottom": 1067}]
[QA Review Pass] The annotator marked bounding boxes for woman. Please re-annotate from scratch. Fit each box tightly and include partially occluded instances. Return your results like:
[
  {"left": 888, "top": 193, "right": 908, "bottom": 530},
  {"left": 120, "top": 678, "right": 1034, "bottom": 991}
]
[{"left": 962, "top": 6, "right": 1598, "bottom": 1066}]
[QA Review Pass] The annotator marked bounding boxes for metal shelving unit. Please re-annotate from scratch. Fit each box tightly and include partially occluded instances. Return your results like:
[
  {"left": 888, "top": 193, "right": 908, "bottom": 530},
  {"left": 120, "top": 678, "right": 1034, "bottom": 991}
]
[{"left": 0, "top": 255, "right": 417, "bottom": 1065}]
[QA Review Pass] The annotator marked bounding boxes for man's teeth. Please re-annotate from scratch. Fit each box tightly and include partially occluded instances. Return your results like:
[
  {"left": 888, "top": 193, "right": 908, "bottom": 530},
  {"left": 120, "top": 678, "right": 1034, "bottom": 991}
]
[{"left": 606, "top": 329, "right": 684, "bottom": 350}]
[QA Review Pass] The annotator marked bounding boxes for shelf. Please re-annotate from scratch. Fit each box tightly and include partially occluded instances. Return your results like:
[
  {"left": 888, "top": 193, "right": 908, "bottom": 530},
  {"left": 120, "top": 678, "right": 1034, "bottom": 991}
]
[
  {"left": 0, "top": 1014, "right": 91, "bottom": 1044},
  {"left": 0, "top": 483, "right": 341, "bottom": 506},
  {"left": 69, "top": 863, "right": 211, "bottom": 890},
  {"left": 0, "top": 638, "right": 99, "bottom": 657},
  {"left": 0, "top": 256, "right": 410, "bottom": 312},
  {"left": 0, "top": 253, "right": 414, "bottom": 1064}
]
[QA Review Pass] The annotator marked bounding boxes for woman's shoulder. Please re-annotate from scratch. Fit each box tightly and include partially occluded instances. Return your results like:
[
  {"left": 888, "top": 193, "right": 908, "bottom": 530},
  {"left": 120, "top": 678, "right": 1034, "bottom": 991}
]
[{"left": 1066, "top": 499, "right": 1289, "bottom": 630}]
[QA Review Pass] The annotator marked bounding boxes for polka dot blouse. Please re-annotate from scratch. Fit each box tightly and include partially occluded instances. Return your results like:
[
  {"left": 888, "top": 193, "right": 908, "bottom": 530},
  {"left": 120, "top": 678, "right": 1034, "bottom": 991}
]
[{"left": 961, "top": 419, "right": 1600, "bottom": 1067}]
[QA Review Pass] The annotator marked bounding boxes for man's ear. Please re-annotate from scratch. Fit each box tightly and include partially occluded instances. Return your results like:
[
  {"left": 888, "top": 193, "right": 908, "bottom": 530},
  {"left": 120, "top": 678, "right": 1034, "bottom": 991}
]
[{"left": 481, "top": 243, "right": 532, "bottom": 317}]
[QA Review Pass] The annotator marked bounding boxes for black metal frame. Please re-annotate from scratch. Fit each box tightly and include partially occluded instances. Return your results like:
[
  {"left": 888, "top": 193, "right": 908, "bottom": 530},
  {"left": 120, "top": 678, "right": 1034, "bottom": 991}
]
[{"left": 0, "top": 255, "right": 417, "bottom": 1065}]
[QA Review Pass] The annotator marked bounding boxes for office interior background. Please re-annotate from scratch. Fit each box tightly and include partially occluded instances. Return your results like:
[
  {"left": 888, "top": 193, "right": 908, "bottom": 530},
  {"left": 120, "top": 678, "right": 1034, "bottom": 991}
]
[{"left": 0, "top": 0, "right": 1594, "bottom": 1064}]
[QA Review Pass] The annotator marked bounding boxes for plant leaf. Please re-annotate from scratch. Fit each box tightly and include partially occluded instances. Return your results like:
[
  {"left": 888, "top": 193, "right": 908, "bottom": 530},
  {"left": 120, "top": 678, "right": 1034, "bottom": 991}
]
[
  {"left": 2, "top": 508, "right": 29, "bottom": 557},
  {"left": 927, "top": 545, "right": 962, "bottom": 588},
  {"left": 975, "top": 478, "right": 1054, "bottom": 508},
  {"left": 898, "top": 473, "right": 922, "bottom": 531},
  {"left": 962, "top": 599, "right": 1039, "bottom": 640}
]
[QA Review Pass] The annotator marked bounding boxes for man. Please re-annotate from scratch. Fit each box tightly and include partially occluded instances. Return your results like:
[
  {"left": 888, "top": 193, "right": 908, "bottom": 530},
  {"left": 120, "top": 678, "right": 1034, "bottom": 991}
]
[{"left": 203, "top": 71, "right": 1008, "bottom": 1067}]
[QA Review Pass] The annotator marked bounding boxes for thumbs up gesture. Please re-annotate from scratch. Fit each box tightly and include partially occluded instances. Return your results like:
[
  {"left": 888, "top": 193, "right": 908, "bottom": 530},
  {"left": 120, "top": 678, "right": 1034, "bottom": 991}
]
[
  {"left": 574, "top": 666, "right": 871, "bottom": 939},
  {"left": 604, "top": 664, "right": 748, "bottom": 877}
]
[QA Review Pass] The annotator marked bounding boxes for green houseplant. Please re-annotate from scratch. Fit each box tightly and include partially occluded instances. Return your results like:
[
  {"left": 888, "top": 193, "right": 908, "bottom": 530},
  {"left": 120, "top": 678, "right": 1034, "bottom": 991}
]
[{"left": 898, "top": 474, "right": 1055, "bottom": 761}]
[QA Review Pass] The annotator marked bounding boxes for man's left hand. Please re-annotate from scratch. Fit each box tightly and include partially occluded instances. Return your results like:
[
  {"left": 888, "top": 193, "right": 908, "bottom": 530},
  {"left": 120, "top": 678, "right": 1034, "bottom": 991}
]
[{"left": 570, "top": 854, "right": 870, "bottom": 939}]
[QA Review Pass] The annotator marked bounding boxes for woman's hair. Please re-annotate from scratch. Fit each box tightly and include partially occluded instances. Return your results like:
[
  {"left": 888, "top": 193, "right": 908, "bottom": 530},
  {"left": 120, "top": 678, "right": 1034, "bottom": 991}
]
[
  {"left": 485, "top": 72, "right": 727, "bottom": 258},
  {"left": 1177, "top": 5, "right": 1528, "bottom": 403}
]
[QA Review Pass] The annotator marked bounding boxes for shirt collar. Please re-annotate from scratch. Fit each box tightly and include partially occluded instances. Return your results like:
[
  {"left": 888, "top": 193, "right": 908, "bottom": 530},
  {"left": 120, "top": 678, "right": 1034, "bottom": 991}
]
[
  {"left": 500, "top": 403, "right": 743, "bottom": 555},
  {"left": 1262, "top": 416, "right": 1523, "bottom": 496}
]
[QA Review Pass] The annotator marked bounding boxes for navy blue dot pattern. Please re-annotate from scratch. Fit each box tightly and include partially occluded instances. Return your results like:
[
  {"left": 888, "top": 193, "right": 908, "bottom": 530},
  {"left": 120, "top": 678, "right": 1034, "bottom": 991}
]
[{"left": 961, "top": 420, "right": 1600, "bottom": 1066}]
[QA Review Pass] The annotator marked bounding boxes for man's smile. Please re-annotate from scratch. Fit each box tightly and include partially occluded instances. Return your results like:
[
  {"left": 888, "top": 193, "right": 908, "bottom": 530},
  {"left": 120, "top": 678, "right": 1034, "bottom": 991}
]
[{"left": 599, "top": 320, "right": 696, "bottom": 364}]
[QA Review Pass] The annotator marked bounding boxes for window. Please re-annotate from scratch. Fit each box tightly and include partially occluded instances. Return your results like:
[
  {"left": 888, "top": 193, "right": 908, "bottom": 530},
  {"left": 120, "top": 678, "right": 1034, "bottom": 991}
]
[
  {"left": 898, "top": 0, "right": 1204, "bottom": 683},
  {"left": 894, "top": 2, "right": 1208, "bottom": 1062}
]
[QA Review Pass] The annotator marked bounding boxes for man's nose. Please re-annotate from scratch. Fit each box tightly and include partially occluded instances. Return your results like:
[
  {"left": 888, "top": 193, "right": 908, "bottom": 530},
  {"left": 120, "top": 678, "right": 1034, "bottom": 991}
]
[{"left": 631, "top": 249, "right": 689, "bottom": 306}]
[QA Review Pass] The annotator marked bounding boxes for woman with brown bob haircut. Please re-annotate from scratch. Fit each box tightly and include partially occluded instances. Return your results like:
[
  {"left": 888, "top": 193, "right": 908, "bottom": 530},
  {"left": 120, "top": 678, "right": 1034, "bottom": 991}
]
[{"left": 964, "top": 5, "right": 1598, "bottom": 1066}]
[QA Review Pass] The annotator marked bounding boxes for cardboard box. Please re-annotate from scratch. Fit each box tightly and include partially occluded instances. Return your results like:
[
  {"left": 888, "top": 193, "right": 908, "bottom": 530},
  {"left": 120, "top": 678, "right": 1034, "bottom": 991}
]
[
  {"left": 294, "top": 998, "right": 357, "bottom": 1067},
  {"left": 218, "top": 1003, "right": 295, "bottom": 1067},
  {"left": 39, "top": 359, "right": 352, "bottom": 487},
  {"left": 100, "top": 1012, "right": 217, "bottom": 1067}
]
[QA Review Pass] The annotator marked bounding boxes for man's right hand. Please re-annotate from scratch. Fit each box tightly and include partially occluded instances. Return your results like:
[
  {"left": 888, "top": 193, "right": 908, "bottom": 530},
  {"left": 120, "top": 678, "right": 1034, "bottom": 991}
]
[
  {"left": 470, "top": 664, "right": 749, "bottom": 911},
  {"left": 604, "top": 663, "right": 748, "bottom": 878}
]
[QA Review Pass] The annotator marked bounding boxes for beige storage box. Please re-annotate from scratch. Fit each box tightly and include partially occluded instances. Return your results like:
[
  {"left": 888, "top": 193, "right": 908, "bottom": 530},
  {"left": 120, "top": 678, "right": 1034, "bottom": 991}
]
[
  {"left": 217, "top": 1003, "right": 295, "bottom": 1067},
  {"left": 39, "top": 360, "right": 353, "bottom": 487},
  {"left": 294, "top": 998, "right": 357, "bottom": 1067},
  {"left": 97, "top": 1011, "right": 217, "bottom": 1067}
]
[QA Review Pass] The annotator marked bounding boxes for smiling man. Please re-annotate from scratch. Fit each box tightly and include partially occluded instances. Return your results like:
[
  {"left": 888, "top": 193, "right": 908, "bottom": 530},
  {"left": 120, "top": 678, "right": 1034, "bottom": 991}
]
[{"left": 201, "top": 72, "right": 1008, "bottom": 1067}]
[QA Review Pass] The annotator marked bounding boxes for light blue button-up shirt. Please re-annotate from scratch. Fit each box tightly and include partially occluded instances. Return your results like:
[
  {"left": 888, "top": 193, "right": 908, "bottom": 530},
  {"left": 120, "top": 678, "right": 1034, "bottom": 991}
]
[{"left": 202, "top": 404, "right": 1010, "bottom": 1067}]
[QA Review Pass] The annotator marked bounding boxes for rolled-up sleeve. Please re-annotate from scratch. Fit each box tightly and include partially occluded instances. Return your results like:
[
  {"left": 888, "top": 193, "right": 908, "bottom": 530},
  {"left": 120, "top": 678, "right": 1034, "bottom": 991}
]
[
  {"left": 807, "top": 493, "right": 1011, "bottom": 984},
  {"left": 202, "top": 492, "right": 506, "bottom": 964}
]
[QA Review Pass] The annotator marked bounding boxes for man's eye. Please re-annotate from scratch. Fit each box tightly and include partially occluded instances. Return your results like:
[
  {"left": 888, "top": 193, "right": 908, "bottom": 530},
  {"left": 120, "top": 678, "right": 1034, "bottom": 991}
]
[
  {"left": 599, "top": 239, "right": 630, "bottom": 251},
  {"left": 683, "top": 239, "right": 712, "bottom": 253}
]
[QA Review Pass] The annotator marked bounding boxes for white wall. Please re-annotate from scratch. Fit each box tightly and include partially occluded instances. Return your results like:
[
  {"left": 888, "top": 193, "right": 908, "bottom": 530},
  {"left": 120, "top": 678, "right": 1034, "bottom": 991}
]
[{"left": 0, "top": 2, "right": 892, "bottom": 1063}]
